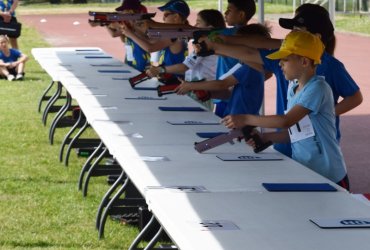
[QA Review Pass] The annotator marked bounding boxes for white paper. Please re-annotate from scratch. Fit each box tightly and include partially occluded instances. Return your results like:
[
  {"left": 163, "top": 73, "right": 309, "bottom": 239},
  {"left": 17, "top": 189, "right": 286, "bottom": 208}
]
[
  {"left": 140, "top": 156, "right": 169, "bottom": 162},
  {"left": 216, "top": 154, "right": 283, "bottom": 161},
  {"left": 288, "top": 115, "right": 315, "bottom": 143},
  {"left": 310, "top": 218, "right": 370, "bottom": 228},
  {"left": 188, "top": 220, "right": 240, "bottom": 231},
  {"left": 167, "top": 120, "right": 220, "bottom": 125}
]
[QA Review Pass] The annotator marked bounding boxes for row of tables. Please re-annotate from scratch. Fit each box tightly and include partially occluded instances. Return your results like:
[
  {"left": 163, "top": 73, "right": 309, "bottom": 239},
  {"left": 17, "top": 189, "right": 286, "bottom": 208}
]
[{"left": 32, "top": 47, "right": 370, "bottom": 250}]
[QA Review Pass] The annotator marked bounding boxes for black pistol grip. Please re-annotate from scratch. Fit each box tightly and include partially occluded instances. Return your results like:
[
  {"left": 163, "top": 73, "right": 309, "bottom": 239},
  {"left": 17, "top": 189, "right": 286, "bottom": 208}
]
[
  {"left": 241, "top": 126, "right": 271, "bottom": 153},
  {"left": 251, "top": 135, "right": 272, "bottom": 153},
  {"left": 157, "top": 86, "right": 163, "bottom": 97},
  {"left": 241, "top": 125, "right": 255, "bottom": 140}
]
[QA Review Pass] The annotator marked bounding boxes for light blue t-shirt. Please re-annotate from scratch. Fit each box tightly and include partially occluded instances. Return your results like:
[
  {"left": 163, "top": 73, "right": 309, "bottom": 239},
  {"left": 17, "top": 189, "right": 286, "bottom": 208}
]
[
  {"left": 260, "top": 49, "right": 360, "bottom": 157},
  {"left": 287, "top": 75, "right": 347, "bottom": 183},
  {"left": 222, "top": 64, "right": 263, "bottom": 116}
]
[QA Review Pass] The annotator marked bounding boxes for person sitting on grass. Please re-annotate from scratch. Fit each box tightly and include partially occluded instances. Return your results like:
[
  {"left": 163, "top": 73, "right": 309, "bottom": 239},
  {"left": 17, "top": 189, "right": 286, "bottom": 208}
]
[{"left": 0, "top": 35, "right": 27, "bottom": 81}]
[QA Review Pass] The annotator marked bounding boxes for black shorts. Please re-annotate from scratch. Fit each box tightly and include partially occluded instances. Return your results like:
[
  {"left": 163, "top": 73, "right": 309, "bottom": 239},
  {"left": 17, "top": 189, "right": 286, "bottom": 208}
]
[
  {"left": 8, "top": 68, "right": 17, "bottom": 76},
  {"left": 0, "top": 16, "right": 21, "bottom": 38}
]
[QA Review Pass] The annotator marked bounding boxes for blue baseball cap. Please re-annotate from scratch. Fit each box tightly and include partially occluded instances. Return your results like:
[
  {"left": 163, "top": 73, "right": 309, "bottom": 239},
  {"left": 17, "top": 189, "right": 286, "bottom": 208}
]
[{"left": 158, "top": 0, "right": 190, "bottom": 18}]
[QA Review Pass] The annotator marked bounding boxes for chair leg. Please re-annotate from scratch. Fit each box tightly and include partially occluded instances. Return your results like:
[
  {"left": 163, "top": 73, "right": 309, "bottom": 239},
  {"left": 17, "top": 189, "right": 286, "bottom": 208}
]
[
  {"left": 59, "top": 109, "right": 85, "bottom": 162},
  {"left": 82, "top": 147, "right": 109, "bottom": 197},
  {"left": 95, "top": 171, "right": 126, "bottom": 230},
  {"left": 42, "top": 81, "right": 63, "bottom": 125},
  {"left": 129, "top": 215, "right": 176, "bottom": 250},
  {"left": 129, "top": 215, "right": 158, "bottom": 250},
  {"left": 78, "top": 141, "right": 104, "bottom": 190},
  {"left": 64, "top": 119, "right": 90, "bottom": 167},
  {"left": 38, "top": 80, "right": 55, "bottom": 113},
  {"left": 144, "top": 226, "right": 165, "bottom": 250},
  {"left": 49, "top": 91, "right": 72, "bottom": 145},
  {"left": 98, "top": 177, "right": 130, "bottom": 239}
]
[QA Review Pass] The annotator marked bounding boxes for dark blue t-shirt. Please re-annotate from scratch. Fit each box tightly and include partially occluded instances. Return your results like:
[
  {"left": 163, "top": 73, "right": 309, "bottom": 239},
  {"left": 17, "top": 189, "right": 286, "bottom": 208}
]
[
  {"left": 0, "top": 48, "right": 21, "bottom": 63},
  {"left": 214, "top": 27, "right": 239, "bottom": 117},
  {"left": 222, "top": 64, "right": 264, "bottom": 117}
]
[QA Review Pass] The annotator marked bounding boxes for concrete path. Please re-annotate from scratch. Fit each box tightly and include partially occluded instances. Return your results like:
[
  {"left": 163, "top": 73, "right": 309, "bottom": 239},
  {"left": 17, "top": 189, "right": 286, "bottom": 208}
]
[{"left": 19, "top": 9, "right": 370, "bottom": 193}]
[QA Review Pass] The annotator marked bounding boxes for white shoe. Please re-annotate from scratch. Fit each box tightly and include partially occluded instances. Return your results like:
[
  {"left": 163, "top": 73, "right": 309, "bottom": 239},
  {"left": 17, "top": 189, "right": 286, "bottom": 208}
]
[
  {"left": 7, "top": 75, "right": 15, "bottom": 81},
  {"left": 15, "top": 73, "right": 24, "bottom": 80}
]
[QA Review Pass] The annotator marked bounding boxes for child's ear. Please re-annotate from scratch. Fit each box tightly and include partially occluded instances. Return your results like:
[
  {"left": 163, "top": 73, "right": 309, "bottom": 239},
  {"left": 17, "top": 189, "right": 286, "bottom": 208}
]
[
  {"left": 239, "top": 11, "right": 246, "bottom": 21},
  {"left": 301, "top": 57, "right": 314, "bottom": 67}
]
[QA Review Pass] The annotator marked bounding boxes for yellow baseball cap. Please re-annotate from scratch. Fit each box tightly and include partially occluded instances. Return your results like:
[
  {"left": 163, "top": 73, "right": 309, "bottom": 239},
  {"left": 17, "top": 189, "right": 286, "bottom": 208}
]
[{"left": 266, "top": 30, "right": 325, "bottom": 64}]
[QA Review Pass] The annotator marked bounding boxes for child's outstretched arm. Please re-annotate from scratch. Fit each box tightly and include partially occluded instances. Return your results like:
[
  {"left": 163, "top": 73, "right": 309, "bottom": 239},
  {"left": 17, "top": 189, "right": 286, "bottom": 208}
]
[
  {"left": 219, "top": 34, "right": 281, "bottom": 49},
  {"left": 223, "top": 105, "right": 312, "bottom": 145},
  {"left": 175, "top": 76, "right": 237, "bottom": 95},
  {"left": 196, "top": 38, "right": 264, "bottom": 72},
  {"left": 146, "top": 63, "right": 188, "bottom": 78},
  {"left": 121, "top": 22, "right": 174, "bottom": 53},
  {"left": 222, "top": 105, "right": 311, "bottom": 129}
]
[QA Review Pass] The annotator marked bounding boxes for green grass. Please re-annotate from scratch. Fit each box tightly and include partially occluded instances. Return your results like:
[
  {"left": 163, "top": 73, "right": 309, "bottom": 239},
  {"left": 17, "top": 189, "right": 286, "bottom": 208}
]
[
  {"left": 335, "top": 13, "right": 370, "bottom": 35},
  {"left": 0, "top": 26, "right": 140, "bottom": 249}
]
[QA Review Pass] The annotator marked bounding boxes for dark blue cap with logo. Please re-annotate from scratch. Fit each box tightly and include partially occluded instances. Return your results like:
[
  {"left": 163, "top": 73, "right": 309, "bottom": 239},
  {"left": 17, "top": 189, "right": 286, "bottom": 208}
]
[{"left": 158, "top": 0, "right": 190, "bottom": 18}]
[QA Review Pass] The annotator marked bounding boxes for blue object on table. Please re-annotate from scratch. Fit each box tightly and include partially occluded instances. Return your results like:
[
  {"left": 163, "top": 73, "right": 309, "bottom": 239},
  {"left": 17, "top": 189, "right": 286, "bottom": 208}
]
[
  {"left": 196, "top": 132, "right": 227, "bottom": 138},
  {"left": 91, "top": 64, "right": 123, "bottom": 67},
  {"left": 98, "top": 70, "right": 131, "bottom": 73},
  {"left": 133, "top": 87, "right": 157, "bottom": 91},
  {"left": 158, "top": 107, "right": 206, "bottom": 112},
  {"left": 262, "top": 183, "right": 337, "bottom": 192}
]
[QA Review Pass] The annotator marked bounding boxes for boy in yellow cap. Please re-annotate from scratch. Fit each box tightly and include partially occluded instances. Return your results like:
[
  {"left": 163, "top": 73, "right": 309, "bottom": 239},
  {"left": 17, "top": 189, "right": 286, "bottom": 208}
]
[{"left": 222, "top": 30, "right": 349, "bottom": 190}]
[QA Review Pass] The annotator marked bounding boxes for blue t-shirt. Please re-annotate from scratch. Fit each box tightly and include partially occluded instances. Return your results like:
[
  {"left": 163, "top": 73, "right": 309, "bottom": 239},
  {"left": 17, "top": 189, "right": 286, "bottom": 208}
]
[
  {"left": 287, "top": 76, "right": 347, "bottom": 183},
  {"left": 0, "top": 48, "right": 21, "bottom": 62},
  {"left": 125, "top": 38, "right": 150, "bottom": 72},
  {"left": 215, "top": 27, "right": 239, "bottom": 79},
  {"left": 316, "top": 52, "right": 360, "bottom": 140},
  {"left": 222, "top": 64, "right": 264, "bottom": 117},
  {"left": 260, "top": 49, "right": 360, "bottom": 157},
  {"left": 158, "top": 40, "right": 188, "bottom": 78},
  {"left": 214, "top": 27, "right": 239, "bottom": 116},
  {"left": 159, "top": 40, "right": 188, "bottom": 66}
]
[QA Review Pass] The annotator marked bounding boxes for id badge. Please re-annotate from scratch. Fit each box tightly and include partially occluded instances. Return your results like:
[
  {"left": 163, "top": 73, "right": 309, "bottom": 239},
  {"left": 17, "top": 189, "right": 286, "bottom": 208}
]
[
  {"left": 125, "top": 45, "right": 134, "bottom": 62},
  {"left": 288, "top": 115, "right": 315, "bottom": 143}
]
